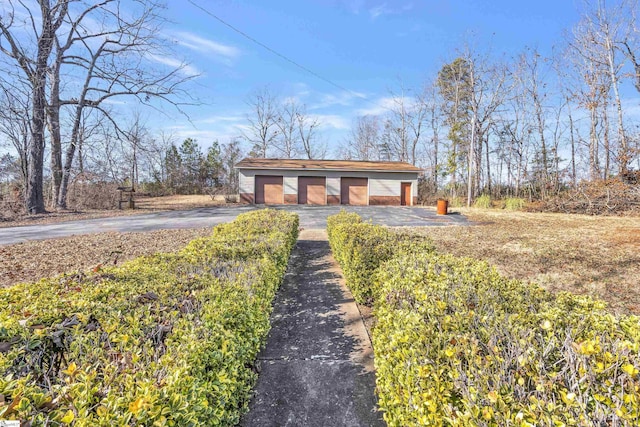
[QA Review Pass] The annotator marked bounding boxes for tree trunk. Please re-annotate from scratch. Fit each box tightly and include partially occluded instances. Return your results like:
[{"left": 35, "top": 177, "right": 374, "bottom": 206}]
[
  {"left": 467, "top": 114, "right": 475, "bottom": 207},
  {"left": 605, "top": 28, "right": 628, "bottom": 174},
  {"left": 589, "top": 106, "right": 600, "bottom": 180},
  {"left": 57, "top": 104, "right": 85, "bottom": 209},
  {"left": 603, "top": 99, "right": 610, "bottom": 179},
  {"left": 568, "top": 104, "right": 577, "bottom": 187},
  {"left": 26, "top": 61, "right": 49, "bottom": 214},
  {"left": 26, "top": 91, "right": 46, "bottom": 214},
  {"left": 48, "top": 59, "right": 63, "bottom": 209},
  {"left": 485, "top": 133, "right": 491, "bottom": 197}
]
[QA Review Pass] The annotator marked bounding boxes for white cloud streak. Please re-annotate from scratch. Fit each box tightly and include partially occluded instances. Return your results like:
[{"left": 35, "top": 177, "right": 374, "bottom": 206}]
[
  {"left": 148, "top": 54, "right": 200, "bottom": 77},
  {"left": 170, "top": 31, "right": 241, "bottom": 64},
  {"left": 311, "top": 114, "right": 350, "bottom": 130},
  {"left": 369, "top": 2, "right": 414, "bottom": 20}
]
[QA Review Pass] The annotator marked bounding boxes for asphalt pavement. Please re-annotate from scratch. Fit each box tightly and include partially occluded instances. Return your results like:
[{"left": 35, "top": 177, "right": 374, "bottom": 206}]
[{"left": 0, "top": 205, "right": 467, "bottom": 246}]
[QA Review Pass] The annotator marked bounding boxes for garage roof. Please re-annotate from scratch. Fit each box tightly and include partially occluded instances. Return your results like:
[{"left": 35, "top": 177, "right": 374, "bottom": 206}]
[{"left": 235, "top": 158, "right": 421, "bottom": 172}]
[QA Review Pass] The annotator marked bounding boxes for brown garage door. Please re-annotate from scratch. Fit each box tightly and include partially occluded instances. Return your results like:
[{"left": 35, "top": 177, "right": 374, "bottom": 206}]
[
  {"left": 341, "top": 177, "right": 368, "bottom": 205},
  {"left": 255, "top": 175, "right": 283, "bottom": 204},
  {"left": 298, "top": 177, "right": 326, "bottom": 205}
]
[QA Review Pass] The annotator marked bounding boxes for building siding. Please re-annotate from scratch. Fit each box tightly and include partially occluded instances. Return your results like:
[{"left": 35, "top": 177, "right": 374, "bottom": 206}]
[
  {"left": 284, "top": 176, "right": 297, "bottom": 195},
  {"left": 326, "top": 177, "right": 341, "bottom": 196},
  {"left": 238, "top": 169, "right": 418, "bottom": 205}
]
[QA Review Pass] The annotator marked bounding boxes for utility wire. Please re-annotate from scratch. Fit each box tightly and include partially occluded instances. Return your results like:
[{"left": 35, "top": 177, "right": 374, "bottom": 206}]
[{"left": 187, "top": 0, "right": 373, "bottom": 104}]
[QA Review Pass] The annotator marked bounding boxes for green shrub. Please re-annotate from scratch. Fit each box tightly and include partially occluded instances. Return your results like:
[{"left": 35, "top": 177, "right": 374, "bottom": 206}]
[
  {"left": 473, "top": 194, "right": 492, "bottom": 208},
  {"left": 327, "top": 212, "right": 640, "bottom": 427},
  {"left": 504, "top": 197, "right": 526, "bottom": 211},
  {"left": 326, "top": 211, "right": 434, "bottom": 305},
  {"left": 0, "top": 209, "right": 298, "bottom": 426}
]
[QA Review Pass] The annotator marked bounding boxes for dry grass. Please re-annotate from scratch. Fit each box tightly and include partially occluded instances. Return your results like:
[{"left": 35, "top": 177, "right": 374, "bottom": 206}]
[
  {"left": 409, "top": 208, "right": 640, "bottom": 315},
  {"left": 0, "top": 227, "right": 212, "bottom": 288},
  {"left": 0, "top": 195, "right": 237, "bottom": 228}
]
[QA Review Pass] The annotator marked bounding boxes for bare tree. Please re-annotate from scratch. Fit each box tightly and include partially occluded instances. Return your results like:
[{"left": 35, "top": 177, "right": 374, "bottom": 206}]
[
  {"left": 569, "top": 0, "right": 636, "bottom": 179},
  {"left": 296, "top": 106, "right": 322, "bottom": 159},
  {"left": 0, "top": 84, "right": 31, "bottom": 188},
  {"left": 274, "top": 99, "right": 301, "bottom": 158},
  {"left": 569, "top": 16, "right": 610, "bottom": 180},
  {"left": 220, "top": 138, "right": 243, "bottom": 194},
  {"left": 0, "top": 0, "right": 192, "bottom": 212},
  {"left": 513, "top": 47, "right": 557, "bottom": 197},
  {"left": 585, "top": 0, "right": 634, "bottom": 174},
  {"left": 243, "top": 87, "right": 279, "bottom": 158},
  {"left": 421, "top": 82, "right": 444, "bottom": 190},
  {"left": 121, "top": 111, "right": 152, "bottom": 189},
  {"left": 0, "top": 0, "right": 69, "bottom": 213},
  {"left": 463, "top": 49, "right": 509, "bottom": 205},
  {"left": 343, "top": 115, "right": 381, "bottom": 160},
  {"left": 379, "top": 83, "right": 427, "bottom": 165},
  {"left": 52, "top": 1, "right": 191, "bottom": 209}
]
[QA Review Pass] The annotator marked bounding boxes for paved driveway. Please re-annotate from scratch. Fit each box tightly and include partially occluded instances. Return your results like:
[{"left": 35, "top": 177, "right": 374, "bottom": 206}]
[{"left": 0, "top": 205, "right": 467, "bottom": 245}]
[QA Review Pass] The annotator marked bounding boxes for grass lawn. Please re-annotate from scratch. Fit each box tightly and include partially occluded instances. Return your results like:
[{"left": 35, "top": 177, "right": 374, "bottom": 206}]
[{"left": 408, "top": 208, "right": 640, "bottom": 315}]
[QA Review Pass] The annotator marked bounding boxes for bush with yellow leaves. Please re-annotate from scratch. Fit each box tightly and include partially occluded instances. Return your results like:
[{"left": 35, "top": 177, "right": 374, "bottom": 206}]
[
  {"left": 327, "top": 211, "right": 640, "bottom": 426},
  {"left": 326, "top": 210, "right": 434, "bottom": 305},
  {"left": 0, "top": 209, "right": 298, "bottom": 426}
]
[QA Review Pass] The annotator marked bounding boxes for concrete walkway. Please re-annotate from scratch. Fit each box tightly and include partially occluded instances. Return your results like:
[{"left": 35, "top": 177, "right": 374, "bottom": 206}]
[{"left": 241, "top": 230, "right": 385, "bottom": 427}]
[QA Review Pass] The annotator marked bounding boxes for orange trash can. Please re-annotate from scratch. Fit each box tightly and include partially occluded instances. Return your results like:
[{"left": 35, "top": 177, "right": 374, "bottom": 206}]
[{"left": 436, "top": 199, "right": 449, "bottom": 215}]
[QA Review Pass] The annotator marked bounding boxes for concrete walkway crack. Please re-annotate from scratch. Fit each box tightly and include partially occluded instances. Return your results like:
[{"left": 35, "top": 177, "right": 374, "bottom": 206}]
[{"left": 240, "top": 229, "right": 385, "bottom": 427}]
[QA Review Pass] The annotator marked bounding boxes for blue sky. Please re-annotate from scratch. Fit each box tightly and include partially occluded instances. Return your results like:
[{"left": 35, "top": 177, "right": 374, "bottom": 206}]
[{"left": 146, "top": 0, "right": 583, "bottom": 154}]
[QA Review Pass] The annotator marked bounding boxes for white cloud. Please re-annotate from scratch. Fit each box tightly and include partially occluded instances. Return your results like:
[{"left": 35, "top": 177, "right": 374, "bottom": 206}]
[
  {"left": 353, "top": 95, "right": 420, "bottom": 116},
  {"left": 369, "top": 2, "right": 414, "bottom": 20},
  {"left": 196, "top": 114, "right": 245, "bottom": 125},
  {"left": 164, "top": 113, "right": 249, "bottom": 145},
  {"left": 148, "top": 54, "right": 200, "bottom": 77},
  {"left": 355, "top": 96, "right": 399, "bottom": 116},
  {"left": 310, "top": 91, "right": 367, "bottom": 110},
  {"left": 345, "top": 0, "right": 365, "bottom": 14},
  {"left": 311, "top": 114, "right": 350, "bottom": 130},
  {"left": 170, "top": 31, "right": 240, "bottom": 64}
]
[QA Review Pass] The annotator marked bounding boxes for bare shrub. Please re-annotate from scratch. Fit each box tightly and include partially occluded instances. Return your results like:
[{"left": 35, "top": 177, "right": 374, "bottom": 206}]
[
  {"left": 0, "top": 183, "right": 24, "bottom": 221},
  {"left": 532, "top": 178, "right": 640, "bottom": 215},
  {"left": 65, "top": 175, "right": 119, "bottom": 210}
]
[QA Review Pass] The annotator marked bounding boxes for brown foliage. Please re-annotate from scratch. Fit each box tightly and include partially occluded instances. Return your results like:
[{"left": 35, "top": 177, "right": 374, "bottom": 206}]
[
  {"left": 532, "top": 178, "right": 640, "bottom": 215},
  {"left": 65, "top": 176, "right": 120, "bottom": 210},
  {"left": 0, "top": 228, "right": 211, "bottom": 288}
]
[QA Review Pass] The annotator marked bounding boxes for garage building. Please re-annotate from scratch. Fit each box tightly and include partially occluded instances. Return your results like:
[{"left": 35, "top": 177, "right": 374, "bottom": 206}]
[{"left": 235, "top": 158, "right": 420, "bottom": 206}]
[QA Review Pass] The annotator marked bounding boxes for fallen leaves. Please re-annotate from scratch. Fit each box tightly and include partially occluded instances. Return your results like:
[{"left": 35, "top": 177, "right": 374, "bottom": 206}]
[{"left": 0, "top": 228, "right": 211, "bottom": 288}]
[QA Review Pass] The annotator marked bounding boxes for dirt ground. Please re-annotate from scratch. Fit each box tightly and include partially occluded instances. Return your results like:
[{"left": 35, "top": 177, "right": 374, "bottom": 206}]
[
  {"left": 0, "top": 195, "right": 236, "bottom": 228},
  {"left": 410, "top": 208, "right": 640, "bottom": 315},
  {"left": 0, "top": 227, "right": 212, "bottom": 287}
]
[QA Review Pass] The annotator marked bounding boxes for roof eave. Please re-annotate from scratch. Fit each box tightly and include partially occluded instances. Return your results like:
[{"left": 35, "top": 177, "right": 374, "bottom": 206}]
[{"left": 234, "top": 166, "right": 421, "bottom": 173}]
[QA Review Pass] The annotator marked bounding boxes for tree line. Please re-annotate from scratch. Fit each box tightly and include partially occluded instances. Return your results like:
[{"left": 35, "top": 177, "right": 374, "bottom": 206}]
[
  {"left": 0, "top": 0, "right": 193, "bottom": 213},
  {"left": 336, "top": 0, "right": 640, "bottom": 204}
]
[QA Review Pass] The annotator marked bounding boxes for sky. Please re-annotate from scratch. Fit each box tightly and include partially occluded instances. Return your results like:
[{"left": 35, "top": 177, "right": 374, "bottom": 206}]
[
  {"left": 4, "top": 0, "right": 587, "bottom": 156},
  {"left": 151, "top": 0, "right": 584, "bottom": 155}
]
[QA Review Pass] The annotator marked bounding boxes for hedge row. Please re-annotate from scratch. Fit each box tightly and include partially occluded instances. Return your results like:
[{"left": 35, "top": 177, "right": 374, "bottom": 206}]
[
  {"left": 327, "top": 211, "right": 640, "bottom": 426},
  {"left": 326, "top": 211, "right": 434, "bottom": 305},
  {"left": 0, "top": 209, "right": 298, "bottom": 426}
]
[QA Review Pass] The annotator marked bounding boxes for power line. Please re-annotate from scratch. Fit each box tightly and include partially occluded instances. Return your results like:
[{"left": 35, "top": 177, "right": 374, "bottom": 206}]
[{"left": 187, "top": 0, "right": 370, "bottom": 103}]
